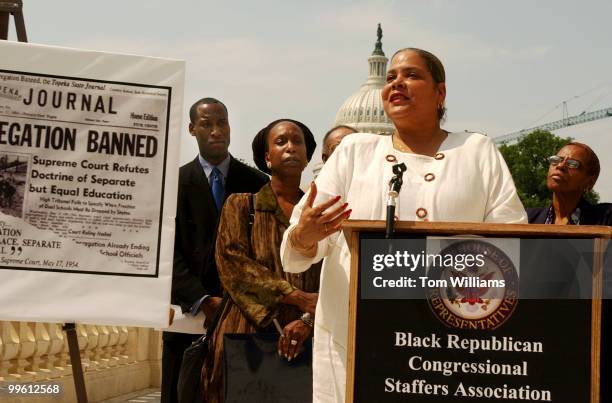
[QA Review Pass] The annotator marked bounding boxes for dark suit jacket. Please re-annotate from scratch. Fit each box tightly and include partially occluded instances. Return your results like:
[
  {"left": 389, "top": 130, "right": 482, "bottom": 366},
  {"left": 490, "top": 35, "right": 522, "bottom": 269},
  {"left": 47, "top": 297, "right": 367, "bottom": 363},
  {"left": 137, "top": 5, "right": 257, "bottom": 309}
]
[
  {"left": 527, "top": 198, "right": 612, "bottom": 225},
  {"left": 171, "top": 156, "right": 269, "bottom": 313}
]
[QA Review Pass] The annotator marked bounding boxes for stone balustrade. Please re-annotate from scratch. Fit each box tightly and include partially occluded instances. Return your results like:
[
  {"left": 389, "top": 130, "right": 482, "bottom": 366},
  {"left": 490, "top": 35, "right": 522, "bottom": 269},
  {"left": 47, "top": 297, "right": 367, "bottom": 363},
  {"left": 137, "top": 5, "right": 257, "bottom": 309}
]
[{"left": 0, "top": 321, "right": 162, "bottom": 402}]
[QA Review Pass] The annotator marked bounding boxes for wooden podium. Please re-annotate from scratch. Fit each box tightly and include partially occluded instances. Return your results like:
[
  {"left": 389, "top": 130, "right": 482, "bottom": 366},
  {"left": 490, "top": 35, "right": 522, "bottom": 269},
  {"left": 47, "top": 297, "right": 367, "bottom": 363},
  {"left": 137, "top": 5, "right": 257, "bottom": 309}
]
[{"left": 343, "top": 221, "right": 610, "bottom": 403}]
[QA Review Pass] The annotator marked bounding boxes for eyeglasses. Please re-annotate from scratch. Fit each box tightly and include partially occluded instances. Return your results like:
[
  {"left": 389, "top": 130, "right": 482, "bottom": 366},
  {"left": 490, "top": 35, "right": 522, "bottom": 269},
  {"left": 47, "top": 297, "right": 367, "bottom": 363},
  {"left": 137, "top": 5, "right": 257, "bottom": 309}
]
[{"left": 548, "top": 155, "right": 581, "bottom": 169}]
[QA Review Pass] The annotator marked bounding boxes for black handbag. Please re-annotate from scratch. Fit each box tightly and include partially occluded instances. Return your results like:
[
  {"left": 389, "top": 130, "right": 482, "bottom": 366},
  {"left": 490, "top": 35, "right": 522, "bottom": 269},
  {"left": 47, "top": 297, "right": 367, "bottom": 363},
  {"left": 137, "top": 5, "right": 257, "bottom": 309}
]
[
  {"left": 176, "top": 335, "right": 206, "bottom": 403},
  {"left": 177, "top": 194, "right": 256, "bottom": 403},
  {"left": 177, "top": 294, "right": 228, "bottom": 403},
  {"left": 223, "top": 333, "right": 313, "bottom": 403},
  {"left": 222, "top": 192, "right": 314, "bottom": 402}
]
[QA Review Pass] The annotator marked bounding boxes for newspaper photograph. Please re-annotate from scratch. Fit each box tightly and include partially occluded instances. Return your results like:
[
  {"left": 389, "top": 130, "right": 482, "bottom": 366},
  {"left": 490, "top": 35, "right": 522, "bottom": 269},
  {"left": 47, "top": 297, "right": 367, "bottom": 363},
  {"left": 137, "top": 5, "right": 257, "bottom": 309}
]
[{"left": 0, "top": 69, "right": 171, "bottom": 276}]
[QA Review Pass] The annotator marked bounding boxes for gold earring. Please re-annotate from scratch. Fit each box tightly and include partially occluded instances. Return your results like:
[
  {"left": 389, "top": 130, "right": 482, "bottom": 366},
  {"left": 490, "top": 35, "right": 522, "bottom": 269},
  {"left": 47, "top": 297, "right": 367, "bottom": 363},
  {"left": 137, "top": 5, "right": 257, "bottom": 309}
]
[{"left": 266, "top": 161, "right": 271, "bottom": 169}]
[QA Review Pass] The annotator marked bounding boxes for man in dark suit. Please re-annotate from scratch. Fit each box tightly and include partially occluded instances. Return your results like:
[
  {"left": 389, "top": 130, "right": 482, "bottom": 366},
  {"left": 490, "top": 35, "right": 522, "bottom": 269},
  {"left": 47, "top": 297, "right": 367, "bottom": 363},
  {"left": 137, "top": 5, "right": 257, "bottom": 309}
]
[{"left": 162, "top": 97, "right": 268, "bottom": 402}]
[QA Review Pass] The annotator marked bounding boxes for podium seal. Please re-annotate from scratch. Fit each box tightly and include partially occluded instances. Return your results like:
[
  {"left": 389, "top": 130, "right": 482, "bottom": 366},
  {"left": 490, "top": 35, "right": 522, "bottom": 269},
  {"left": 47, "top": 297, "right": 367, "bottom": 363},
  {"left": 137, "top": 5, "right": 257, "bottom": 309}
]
[{"left": 426, "top": 240, "right": 519, "bottom": 330}]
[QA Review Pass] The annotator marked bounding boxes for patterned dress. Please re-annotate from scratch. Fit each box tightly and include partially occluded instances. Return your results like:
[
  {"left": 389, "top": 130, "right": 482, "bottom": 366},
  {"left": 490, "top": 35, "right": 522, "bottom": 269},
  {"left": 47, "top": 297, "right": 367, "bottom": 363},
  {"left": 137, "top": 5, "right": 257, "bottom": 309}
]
[{"left": 202, "top": 183, "right": 321, "bottom": 402}]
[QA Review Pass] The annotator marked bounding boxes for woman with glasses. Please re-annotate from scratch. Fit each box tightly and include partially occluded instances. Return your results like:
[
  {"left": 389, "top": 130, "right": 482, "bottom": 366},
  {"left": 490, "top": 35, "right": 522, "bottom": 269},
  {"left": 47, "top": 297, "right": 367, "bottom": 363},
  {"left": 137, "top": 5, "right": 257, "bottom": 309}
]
[
  {"left": 528, "top": 142, "right": 611, "bottom": 403},
  {"left": 527, "top": 142, "right": 611, "bottom": 225}
]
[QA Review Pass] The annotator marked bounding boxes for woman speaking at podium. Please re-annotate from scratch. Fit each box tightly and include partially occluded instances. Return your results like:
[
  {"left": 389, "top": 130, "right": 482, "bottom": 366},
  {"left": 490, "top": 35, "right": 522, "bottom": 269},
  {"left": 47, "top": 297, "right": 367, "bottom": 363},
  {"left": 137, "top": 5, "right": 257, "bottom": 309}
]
[{"left": 280, "top": 47, "right": 527, "bottom": 403}]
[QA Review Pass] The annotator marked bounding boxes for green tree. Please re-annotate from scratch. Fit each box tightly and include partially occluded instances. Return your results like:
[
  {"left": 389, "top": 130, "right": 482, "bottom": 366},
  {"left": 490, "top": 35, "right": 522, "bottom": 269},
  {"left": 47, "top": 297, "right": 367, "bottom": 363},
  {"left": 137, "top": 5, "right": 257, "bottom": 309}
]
[{"left": 498, "top": 130, "right": 599, "bottom": 208}]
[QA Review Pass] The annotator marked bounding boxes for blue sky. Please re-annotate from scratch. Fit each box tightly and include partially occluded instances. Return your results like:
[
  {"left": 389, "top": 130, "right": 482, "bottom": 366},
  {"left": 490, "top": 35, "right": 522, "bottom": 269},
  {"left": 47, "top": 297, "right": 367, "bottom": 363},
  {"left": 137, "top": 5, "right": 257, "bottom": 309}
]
[{"left": 12, "top": 0, "right": 612, "bottom": 199}]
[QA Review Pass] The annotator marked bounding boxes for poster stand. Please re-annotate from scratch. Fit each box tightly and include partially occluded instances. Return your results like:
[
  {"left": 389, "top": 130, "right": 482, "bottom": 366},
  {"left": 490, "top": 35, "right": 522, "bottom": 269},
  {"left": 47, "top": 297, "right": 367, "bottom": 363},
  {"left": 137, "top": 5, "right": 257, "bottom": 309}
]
[
  {"left": 0, "top": 0, "right": 27, "bottom": 42},
  {"left": 62, "top": 324, "right": 88, "bottom": 403},
  {"left": 1, "top": 3, "right": 87, "bottom": 401}
]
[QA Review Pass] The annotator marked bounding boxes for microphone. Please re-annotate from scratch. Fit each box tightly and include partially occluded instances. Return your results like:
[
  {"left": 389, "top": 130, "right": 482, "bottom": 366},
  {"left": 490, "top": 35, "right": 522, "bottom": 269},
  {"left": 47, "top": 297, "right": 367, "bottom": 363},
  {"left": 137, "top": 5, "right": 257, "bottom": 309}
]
[{"left": 385, "top": 163, "right": 406, "bottom": 239}]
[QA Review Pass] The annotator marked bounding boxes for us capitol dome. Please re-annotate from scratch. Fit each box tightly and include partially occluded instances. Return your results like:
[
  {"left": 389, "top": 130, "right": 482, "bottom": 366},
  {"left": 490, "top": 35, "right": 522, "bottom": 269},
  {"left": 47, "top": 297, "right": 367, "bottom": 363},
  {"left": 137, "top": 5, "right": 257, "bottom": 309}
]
[{"left": 333, "top": 24, "right": 394, "bottom": 135}]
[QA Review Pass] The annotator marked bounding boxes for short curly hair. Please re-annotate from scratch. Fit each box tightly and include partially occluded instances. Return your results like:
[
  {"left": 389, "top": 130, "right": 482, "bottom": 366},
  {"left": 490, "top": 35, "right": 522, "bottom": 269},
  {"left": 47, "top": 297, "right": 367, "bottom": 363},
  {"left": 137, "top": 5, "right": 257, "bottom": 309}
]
[
  {"left": 189, "top": 97, "right": 227, "bottom": 123},
  {"left": 565, "top": 142, "right": 600, "bottom": 182}
]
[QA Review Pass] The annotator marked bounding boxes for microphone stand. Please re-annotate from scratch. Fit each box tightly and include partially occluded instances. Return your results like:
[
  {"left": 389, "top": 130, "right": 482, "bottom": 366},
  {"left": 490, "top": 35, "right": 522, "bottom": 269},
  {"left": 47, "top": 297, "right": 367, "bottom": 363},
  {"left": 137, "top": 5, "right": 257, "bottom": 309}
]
[{"left": 385, "top": 163, "right": 406, "bottom": 239}]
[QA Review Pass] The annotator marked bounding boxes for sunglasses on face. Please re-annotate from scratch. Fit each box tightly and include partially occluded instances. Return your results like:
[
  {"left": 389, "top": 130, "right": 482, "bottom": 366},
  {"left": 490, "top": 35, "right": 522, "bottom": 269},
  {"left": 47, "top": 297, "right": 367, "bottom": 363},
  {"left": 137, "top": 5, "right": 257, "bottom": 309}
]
[{"left": 548, "top": 155, "right": 581, "bottom": 169}]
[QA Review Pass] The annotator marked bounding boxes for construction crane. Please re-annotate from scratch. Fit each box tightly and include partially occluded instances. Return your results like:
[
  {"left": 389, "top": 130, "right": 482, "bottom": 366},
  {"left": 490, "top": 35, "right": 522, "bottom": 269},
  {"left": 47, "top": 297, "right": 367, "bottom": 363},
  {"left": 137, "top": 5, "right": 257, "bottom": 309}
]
[
  {"left": 494, "top": 106, "right": 612, "bottom": 144},
  {"left": 494, "top": 85, "right": 612, "bottom": 144}
]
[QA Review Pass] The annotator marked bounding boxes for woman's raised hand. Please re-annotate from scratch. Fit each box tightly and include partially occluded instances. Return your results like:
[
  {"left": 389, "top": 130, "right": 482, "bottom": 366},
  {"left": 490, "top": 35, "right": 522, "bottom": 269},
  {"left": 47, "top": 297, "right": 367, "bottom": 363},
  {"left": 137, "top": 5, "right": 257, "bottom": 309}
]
[{"left": 291, "top": 182, "right": 351, "bottom": 251}]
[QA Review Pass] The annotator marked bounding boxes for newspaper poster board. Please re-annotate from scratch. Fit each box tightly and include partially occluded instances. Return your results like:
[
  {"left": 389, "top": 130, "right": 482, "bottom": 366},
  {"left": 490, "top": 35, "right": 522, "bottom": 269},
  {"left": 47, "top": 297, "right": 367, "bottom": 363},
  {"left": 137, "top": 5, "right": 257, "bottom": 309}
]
[{"left": 0, "top": 41, "right": 184, "bottom": 328}]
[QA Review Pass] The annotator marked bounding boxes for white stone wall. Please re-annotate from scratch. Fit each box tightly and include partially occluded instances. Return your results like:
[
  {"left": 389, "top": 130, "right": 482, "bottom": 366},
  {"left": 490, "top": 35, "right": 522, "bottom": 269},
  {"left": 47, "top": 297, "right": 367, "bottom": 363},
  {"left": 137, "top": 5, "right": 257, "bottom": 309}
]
[{"left": 0, "top": 322, "right": 162, "bottom": 402}]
